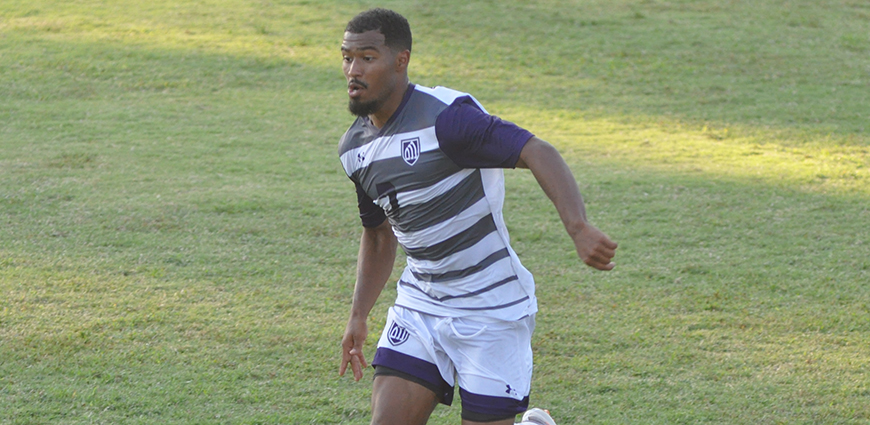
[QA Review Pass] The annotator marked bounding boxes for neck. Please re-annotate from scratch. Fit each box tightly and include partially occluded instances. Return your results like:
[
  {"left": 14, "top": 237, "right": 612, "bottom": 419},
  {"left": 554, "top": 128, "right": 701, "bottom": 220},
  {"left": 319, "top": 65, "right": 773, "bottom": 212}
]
[{"left": 369, "top": 80, "right": 409, "bottom": 128}]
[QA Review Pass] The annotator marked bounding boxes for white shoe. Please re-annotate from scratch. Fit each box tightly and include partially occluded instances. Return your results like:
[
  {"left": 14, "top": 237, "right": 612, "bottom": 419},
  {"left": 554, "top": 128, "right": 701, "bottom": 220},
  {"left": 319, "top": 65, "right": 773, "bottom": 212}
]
[{"left": 521, "top": 408, "right": 557, "bottom": 425}]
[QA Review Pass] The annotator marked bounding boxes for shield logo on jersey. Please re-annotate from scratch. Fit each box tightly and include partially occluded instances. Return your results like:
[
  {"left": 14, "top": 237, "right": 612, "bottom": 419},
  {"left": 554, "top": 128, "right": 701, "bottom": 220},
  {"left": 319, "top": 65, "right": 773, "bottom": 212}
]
[
  {"left": 388, "top": 322, "right": 410, "bottom": 346},
  {"left": 401, "top": 138, "right": 421, "bottom": 166}
]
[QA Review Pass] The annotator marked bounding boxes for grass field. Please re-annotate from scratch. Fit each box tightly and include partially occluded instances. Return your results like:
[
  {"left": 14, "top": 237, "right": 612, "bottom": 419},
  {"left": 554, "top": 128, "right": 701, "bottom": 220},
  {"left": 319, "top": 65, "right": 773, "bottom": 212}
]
[{"left": 1, "top": 0, "right": 869, "bottom": 423}]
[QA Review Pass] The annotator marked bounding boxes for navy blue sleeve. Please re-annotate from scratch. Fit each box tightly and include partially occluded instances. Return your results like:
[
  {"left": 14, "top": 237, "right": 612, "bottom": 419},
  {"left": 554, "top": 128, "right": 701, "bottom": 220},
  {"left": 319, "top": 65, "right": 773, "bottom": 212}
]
[
  {"left": 354, "top": 179, "right": 387, "bottom": 228},
  {"left": 435, "top": 96, "right": 535, "bottom": 169}
]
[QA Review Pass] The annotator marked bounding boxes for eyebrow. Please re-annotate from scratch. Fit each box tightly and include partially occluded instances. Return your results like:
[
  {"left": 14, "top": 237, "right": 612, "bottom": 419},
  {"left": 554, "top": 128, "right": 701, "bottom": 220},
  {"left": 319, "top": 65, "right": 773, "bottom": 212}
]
[{"left": 341, "top": 45, "right": 380, "bottom": 53}]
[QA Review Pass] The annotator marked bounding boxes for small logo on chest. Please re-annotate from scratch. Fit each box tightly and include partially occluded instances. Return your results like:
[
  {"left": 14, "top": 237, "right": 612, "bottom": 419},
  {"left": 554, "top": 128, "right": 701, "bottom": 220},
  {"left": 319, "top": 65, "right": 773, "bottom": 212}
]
[{"left": 401, "top": 138, "right": 421, "bottom": 166}]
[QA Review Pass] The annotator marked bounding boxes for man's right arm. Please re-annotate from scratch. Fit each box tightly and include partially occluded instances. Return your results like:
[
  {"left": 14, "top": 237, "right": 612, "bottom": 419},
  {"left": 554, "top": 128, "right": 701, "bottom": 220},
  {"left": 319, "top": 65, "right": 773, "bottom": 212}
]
[{"left": 339, "top": 219, "right": 398, "bottom": 381}]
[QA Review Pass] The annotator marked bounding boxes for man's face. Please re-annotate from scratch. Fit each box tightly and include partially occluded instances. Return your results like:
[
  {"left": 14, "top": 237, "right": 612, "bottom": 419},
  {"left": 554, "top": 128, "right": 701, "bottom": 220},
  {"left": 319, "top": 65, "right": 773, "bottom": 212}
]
[{"left": 341, "top": 30, "right": 400, "bottom": 117}]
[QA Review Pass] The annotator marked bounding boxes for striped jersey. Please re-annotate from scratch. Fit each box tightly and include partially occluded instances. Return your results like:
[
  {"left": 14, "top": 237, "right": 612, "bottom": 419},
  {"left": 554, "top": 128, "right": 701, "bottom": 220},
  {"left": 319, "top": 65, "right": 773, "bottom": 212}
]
[{"left": 338, "top": 84, "right": 538, "bottom": 321}]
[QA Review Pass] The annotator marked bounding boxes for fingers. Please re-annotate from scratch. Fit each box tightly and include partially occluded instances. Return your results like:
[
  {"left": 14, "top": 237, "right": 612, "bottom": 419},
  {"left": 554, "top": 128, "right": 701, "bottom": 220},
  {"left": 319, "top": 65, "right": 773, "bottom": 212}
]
[
  {"left": 339, "top": 345, "right": 368, "bottom": 381},
  {"left": 339, "top": 350, "right": 354, "bottom": 377},
  {"left": 340, "top": 319, "right": 370, "bottom": 380},
  {"left": 587, "top": 258, "right": 616, "bottom": 271},
  {"left": 588, "top": 243, "right": 617, "bottom": 269},
  {"left": 575, "top": 226, "right": 618, "bottom": 271},
  {"left": 339, "top": 357, "right": 348, "bottom": 376},
  {"left": 590, "top": 244, "right": 617, "bottom": 262},
  {"left": 350, "top": 348, "right": 367, "bottom": 381},
  {"left": 584, "top": 252, "right": 616, "bottom": 271},
  {"left": 354, "top": 348, "right": 369, "bottom": 370}
]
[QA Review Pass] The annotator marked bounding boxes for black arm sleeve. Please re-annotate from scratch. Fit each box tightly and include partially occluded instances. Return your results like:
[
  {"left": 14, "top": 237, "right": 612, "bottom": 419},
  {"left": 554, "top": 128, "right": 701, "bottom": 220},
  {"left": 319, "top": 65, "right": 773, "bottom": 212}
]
[{"left": 354, "top": 179, "right": 387, "bottom": 228}]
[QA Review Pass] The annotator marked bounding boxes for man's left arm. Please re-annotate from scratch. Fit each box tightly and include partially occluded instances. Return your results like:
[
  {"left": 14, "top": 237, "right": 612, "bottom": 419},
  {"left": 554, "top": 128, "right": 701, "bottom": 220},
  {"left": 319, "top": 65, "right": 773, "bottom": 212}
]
[
  {"left": 434, "top": 99, "right": 617, "bottom": 268},
  {"left": 516, "top": 137, "right": 618, "bottom": 271}
]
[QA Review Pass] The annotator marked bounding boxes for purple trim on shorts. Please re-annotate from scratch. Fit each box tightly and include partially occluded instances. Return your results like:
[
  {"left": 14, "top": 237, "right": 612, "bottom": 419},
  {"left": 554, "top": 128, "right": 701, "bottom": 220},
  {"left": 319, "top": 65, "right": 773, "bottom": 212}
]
[
  {"left": 459, "top": 387, "right": 530, "bottom": 418},
  {"left": 372, "top": 347, "right": 454, "bottom": 404}
]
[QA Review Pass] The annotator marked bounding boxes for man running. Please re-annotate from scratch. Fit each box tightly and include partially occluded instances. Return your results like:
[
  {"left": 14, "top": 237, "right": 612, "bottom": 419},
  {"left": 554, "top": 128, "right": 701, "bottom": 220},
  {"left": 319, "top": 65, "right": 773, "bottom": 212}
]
[{"left": 337, "top": 8, "right": 617, "bottom": 425}]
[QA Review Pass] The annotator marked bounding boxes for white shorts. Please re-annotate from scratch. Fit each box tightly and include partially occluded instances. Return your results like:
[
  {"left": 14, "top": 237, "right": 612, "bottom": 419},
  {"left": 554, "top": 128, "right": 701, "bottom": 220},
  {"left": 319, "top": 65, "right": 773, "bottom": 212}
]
[{"left": 372, "top": 306, "right": 535, "bottom": 421}]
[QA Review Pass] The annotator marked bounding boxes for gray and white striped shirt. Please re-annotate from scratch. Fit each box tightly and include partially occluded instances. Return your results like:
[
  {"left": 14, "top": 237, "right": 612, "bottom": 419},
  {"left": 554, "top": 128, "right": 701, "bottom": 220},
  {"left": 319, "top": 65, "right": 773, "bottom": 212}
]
[{"left": 339, "top": 84, "right": 537, "bottom": 321}]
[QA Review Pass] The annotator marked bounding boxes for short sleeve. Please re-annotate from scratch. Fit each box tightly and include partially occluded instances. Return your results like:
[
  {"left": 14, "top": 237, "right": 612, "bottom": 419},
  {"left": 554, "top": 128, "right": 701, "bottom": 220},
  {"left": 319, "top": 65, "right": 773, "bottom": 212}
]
[
  {"left": 435, "top": 96, "right": 535, "bottom": 168},
  {"left": 354, "top": 179, "right": 387, "bottom": 228}
]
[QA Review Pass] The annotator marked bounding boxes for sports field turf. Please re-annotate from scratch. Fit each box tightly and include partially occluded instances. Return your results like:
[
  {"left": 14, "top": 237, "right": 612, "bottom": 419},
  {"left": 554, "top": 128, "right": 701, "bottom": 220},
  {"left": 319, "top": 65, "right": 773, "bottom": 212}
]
[{"left": 1, "top": 1, "right": 869, "bottom": 423}]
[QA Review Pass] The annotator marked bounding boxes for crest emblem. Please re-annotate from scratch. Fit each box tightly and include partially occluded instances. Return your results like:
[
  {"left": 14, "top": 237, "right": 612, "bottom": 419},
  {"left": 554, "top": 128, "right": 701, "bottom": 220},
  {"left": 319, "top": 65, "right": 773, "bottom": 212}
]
[
  {"left": 388, "top": 322, "right": 410, "bottom": 346},
  {"left": 401, "top": 138, "right": 421, "bottom": 166}
]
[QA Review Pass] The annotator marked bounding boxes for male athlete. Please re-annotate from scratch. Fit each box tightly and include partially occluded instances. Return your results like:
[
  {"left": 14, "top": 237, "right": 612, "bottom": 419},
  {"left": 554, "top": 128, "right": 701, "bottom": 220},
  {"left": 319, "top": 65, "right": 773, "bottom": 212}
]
[{"left": 337, "top": 8, "right": 617, "bottom": 425}]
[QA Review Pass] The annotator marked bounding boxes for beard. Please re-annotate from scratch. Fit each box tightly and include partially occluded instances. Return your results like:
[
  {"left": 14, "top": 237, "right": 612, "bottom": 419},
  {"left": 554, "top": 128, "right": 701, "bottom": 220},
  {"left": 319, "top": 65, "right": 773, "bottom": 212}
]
[{"left": 347, "top": 97, "right": 381, "bottom": 118}]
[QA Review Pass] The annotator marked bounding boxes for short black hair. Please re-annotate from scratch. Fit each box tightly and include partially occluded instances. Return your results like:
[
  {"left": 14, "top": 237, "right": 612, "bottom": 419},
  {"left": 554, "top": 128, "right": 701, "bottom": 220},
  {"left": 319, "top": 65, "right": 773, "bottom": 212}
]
[{"left": 345, "top": 8, "right": 412, "bottom": 53}]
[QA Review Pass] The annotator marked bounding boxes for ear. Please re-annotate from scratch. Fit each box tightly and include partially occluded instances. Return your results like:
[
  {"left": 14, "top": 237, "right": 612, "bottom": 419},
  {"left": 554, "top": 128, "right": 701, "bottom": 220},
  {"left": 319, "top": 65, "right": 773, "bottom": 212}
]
[{"left": 395, "top": 50, "right": 410, "bottom": 71}]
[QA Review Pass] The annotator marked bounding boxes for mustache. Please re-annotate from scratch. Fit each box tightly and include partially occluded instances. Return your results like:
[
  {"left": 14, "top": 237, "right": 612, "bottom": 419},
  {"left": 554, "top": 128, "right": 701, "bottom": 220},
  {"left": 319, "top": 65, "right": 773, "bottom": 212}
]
[{"left": 348, "top": 79, "right": 368, "bottom": 89}]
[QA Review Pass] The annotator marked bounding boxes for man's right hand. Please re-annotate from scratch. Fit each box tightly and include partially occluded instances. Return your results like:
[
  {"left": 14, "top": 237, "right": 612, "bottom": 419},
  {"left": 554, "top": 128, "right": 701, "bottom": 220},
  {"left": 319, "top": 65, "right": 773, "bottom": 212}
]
[{"left": 339, "top": 317, "right": 369, "bottom": 382}]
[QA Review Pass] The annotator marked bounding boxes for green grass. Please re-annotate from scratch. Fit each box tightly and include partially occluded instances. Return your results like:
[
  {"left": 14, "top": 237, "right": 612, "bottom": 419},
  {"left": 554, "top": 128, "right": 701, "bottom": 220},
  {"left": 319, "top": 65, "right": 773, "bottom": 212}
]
[{"left": 1, "top": 0, "right": 869, "bottom": 423}]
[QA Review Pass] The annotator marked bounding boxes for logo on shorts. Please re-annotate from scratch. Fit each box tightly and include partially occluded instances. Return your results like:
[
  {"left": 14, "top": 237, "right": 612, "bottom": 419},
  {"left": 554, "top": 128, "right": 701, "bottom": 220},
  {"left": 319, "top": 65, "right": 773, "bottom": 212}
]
[
  {"left": 388, "top": 322, "right": 410, "bottom": 346},
  {"left": 401, "top": 138, "right": 421, "bottom": 166}
]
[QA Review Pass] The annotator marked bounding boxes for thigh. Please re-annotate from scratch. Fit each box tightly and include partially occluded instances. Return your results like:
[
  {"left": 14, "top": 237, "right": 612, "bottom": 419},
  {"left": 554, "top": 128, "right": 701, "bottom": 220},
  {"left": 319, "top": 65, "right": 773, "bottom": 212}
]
[
  {"left": 446, "top": 315, "right": 536, "bottom": 421},
  {"left": 371, "top": 375, "right": 438, "bottom": 425},
  {"left": 372, "top": 306, "right": 456, "bottom": 404}
]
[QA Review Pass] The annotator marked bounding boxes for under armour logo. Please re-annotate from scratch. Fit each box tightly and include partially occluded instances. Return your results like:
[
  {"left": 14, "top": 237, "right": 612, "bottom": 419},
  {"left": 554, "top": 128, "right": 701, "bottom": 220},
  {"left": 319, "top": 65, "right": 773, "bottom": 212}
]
[
  {"left": 357, "top": 150, "right": 366, "bottom": 163},
  {"left": 505, "top": 385, "right": 518, "bottom": 397}
]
